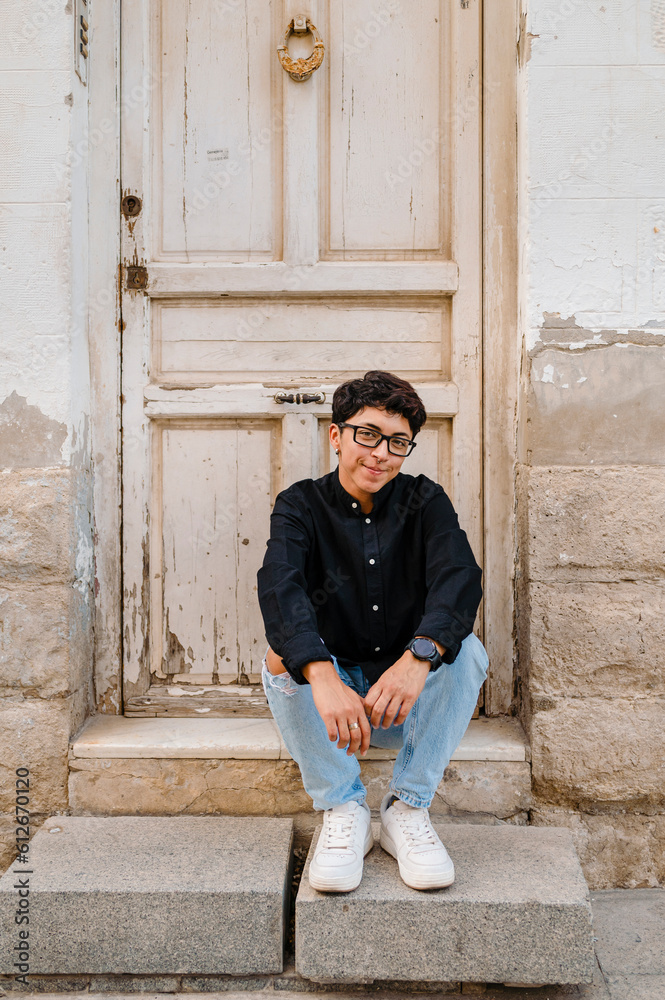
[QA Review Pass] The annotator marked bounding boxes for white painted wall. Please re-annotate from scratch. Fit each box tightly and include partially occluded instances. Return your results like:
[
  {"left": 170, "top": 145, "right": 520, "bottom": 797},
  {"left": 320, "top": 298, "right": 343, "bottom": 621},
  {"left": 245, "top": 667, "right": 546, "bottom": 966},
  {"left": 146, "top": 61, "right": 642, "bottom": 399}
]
[
  {"left": 524, "top": 0, "right": 665, "bottom": 350},
  {"left": 0, "top": 0, "right": 90, "bottom": 465},
  {"left": 0, "top": 1, "right": 94, "bottom": 702}
]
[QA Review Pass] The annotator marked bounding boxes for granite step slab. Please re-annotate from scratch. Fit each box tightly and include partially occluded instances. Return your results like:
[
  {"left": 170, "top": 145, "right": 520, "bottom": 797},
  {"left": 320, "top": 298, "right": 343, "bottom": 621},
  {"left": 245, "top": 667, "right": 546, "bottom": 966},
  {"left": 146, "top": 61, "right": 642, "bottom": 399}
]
[
  {"left": 0, "top": 816, "right": 293, "bottom": 976},
  {"left": 296, "top": 823, "right": 595, "bottom": 986}
]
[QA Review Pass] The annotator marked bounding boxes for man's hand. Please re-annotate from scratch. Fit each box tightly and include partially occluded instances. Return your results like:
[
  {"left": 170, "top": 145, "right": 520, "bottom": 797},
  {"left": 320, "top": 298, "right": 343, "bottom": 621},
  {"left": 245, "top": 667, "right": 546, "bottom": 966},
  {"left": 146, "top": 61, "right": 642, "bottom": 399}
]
[
  {"left": 303, "top": 660, "right": 372, "bottom": 757},
  {"left": 363, "top": 651, "right": 431, "bottom": 729}
]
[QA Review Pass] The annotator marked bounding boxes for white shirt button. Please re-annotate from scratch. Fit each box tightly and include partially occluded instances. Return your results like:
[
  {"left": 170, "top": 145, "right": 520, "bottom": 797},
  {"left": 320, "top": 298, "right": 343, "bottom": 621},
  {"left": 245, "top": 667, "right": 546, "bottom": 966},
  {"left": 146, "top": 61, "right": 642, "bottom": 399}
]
[
  {"left": 369, "top": 558, "right": 375, "bottom": 565},
  {"left": 375, "top": 646, "right": 381, "bottom": 652},
  {"left": 352, "top": 502, "right": 358, "bottom": 508},
  {"left": 365, "top": 517, "right": 371, "bottom": 523},
  {"left": 372, "top": 604, "right": 379, "bottom": 611}
]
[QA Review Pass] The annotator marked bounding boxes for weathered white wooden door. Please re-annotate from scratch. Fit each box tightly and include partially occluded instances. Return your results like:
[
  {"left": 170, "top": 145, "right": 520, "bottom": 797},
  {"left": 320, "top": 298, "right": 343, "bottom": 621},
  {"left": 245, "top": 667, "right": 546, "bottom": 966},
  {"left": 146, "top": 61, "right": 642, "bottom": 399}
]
[{"left": 120, "top": 0, "right": 483, "bottom": 713}]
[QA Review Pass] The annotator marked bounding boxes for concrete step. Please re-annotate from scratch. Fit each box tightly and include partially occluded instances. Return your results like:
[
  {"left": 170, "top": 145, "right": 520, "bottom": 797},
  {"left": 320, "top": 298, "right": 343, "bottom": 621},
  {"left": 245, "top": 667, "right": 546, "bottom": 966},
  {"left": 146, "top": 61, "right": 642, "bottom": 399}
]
[
  {"left": 67, "top": 715, "right": 532, "bottom": 830},
  {"left": 0, "top": 816, "right": 293, "bottom": 976},
  {"left": 296, "top": 823, "right": 595, "bottom": 987}
]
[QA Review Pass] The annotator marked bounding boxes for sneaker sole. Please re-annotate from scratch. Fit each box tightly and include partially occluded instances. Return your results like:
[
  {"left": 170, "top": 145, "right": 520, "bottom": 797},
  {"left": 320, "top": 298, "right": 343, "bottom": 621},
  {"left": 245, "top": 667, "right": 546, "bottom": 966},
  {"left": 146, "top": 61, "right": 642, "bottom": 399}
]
[
  {"left": 308, "top": 823, "right": 374, "bottom": 893},
  {"left": 379, "top": 828, "right": 455, "bottom": 890}
]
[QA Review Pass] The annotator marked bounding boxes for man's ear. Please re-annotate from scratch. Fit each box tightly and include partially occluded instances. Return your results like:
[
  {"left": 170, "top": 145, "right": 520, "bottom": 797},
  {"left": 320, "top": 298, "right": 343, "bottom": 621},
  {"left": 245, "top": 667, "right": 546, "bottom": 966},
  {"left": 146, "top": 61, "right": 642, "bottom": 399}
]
[{"left": 329, "top": 422, "right": 341, "bottom": 453}]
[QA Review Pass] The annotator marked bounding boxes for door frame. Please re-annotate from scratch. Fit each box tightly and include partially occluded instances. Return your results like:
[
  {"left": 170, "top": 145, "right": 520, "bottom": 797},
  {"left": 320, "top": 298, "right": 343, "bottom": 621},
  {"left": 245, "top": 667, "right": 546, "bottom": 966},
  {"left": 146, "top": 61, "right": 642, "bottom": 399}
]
[{"left": 88, "top": 0, "right": 520, "bottom": 717}]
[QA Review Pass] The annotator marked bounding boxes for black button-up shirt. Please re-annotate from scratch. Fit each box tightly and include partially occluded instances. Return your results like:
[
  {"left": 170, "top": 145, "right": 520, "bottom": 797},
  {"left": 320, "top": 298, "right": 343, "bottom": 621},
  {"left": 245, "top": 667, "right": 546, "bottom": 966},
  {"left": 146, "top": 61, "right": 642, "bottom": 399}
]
[{"left": 256, "top": 468, "right": 482, "bottom": 686}]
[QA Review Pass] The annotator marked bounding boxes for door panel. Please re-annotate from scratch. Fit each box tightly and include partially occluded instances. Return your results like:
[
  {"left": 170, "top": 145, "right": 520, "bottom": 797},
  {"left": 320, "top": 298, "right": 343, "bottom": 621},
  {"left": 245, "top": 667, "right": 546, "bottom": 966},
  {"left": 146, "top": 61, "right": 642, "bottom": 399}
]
[
  {"left": 155, "top": 420, "right": 277, "bottom": 682},
  {"left": 156, "top": 0, "right": 282, "bottom": 258},
  {"left": 153, "top": 298, "right": 451, "bottom": 380},
  {"left": 121, "top": 0, "right": 483, "bottom": 703},
  {"left": 325, "top": 0, "right": 448, "bottom": 256}
]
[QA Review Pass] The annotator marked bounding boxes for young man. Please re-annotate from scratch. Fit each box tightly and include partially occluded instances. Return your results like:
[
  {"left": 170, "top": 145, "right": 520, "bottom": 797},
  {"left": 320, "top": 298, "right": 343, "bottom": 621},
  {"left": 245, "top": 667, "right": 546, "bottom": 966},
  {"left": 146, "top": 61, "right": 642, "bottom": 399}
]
[{"left": 257, "top": 371, "right": 488, "bottom": 892}]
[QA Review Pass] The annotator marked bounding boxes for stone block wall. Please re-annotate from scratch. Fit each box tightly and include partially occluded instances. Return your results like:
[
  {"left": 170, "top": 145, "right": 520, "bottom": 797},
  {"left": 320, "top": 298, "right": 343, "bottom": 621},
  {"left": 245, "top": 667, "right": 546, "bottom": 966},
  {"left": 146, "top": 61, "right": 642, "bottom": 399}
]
[
  {"left": 518, "top": 1, "right": 665, "bottom": 888},
  {"left": 0, "top": 6, "right": 93, "bottom": 871}
]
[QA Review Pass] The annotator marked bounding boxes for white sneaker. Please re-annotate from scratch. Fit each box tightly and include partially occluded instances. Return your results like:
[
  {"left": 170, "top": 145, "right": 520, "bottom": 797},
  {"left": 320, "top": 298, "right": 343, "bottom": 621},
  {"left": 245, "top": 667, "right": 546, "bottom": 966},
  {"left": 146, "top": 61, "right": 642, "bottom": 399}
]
[
  {"left": 380, "top": 792, "right": 455, "bottom": 890},
  {"left": 308, "top": 800, "right": 373, "bottom": 892}
]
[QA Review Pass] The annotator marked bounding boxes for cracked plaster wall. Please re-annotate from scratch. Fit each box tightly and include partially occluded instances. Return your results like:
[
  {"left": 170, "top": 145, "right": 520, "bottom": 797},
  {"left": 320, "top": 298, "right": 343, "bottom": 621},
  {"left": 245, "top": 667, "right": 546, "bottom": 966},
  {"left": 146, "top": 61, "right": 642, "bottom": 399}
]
[
  {"left": 518, "top": 0, "right": 665, "bottom": 887},
  {"left": 0, "top": 2, "right": 94, "bottom": 872}
]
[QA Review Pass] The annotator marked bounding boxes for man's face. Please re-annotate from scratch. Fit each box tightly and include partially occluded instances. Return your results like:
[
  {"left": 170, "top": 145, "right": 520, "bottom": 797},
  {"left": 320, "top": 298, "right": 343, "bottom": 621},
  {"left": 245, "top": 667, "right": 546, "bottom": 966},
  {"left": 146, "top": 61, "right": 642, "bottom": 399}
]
[{"left": 329, "top": 406, "right": 412, "bottom": 506}]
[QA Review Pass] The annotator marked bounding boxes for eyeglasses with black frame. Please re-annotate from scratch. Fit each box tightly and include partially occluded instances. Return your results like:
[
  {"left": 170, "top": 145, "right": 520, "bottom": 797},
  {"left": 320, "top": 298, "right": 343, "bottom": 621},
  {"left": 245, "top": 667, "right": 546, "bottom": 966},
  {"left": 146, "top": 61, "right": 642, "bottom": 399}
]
[{"left": 337, "top": 422, "right": 417, "bottom": 457}]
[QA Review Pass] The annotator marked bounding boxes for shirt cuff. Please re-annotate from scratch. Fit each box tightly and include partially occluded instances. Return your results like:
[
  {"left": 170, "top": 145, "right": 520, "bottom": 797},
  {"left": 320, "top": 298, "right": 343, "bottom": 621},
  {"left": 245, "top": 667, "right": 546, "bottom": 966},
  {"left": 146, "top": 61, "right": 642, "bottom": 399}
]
[
  {"left": 415, "top": 612, "right": 476, "bottom": 665},
  {"left": 280, "top": 631, "right": 334, "bottom": 685}
]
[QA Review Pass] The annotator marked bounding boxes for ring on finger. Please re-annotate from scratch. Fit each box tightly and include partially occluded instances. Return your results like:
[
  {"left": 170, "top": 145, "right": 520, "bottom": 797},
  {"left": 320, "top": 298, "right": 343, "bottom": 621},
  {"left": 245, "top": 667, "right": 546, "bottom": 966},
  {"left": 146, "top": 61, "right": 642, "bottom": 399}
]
[{"left": 348, "top": 721, "right": 360, "bottom": 730}]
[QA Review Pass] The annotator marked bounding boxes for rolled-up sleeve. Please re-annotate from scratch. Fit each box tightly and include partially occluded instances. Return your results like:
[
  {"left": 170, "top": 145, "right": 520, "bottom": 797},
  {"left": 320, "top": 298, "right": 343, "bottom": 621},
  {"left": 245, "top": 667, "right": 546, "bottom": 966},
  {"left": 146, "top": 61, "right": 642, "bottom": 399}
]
[
  {"left": 257, "top": 489, "right": 334, "bottom": 684},
  {"left": 414, "top": 490, "right": 483, "bottom": 663}
]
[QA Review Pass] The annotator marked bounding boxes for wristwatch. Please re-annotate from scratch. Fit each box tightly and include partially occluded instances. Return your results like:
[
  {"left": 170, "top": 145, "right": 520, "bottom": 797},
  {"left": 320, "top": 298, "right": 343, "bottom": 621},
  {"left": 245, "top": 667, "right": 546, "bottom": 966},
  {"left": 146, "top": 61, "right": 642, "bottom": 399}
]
[{"left": 405, "top": 636, "right": 443, "bottom": 671}]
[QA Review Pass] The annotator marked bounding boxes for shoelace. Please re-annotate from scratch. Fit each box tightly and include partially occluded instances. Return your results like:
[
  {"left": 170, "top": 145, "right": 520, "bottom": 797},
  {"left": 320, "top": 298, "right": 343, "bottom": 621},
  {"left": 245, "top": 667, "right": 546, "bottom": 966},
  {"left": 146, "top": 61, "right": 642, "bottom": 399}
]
[
  {"left": 393, "top": 808, "right": 438, "bottom": 848},
  {"left": 321, "top": 810, "right": 357, "bottom": 850}
]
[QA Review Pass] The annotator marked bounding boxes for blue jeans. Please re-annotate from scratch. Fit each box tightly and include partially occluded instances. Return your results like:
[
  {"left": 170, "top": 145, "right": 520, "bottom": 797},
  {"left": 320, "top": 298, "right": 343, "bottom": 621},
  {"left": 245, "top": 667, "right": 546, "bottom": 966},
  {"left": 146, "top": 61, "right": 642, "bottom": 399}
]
[{"left": 262, "top": 632, "right": 489, "bottom": 811}]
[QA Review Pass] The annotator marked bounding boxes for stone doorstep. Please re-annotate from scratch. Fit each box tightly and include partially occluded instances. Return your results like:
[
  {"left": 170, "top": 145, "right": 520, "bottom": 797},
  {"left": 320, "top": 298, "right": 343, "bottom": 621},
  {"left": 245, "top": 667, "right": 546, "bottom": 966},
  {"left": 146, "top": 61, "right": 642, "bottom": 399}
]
[
  {"left": 66, "top": 716, "right": 532, "bottom": 826},
  {"left": 5, "top": 817, "right": 590, "bottom": 986},
  {"left": 0, "top": 816, "right": 294, "bottom": 977},
  {"left": 297, "top": 824, "right": 595, "bottom": 987},
  {"left": 0, "top": 815, "right": 595, "bottom": 989},
  {"left": 69, "top": 716, "right": 529, "bottom": 763}
]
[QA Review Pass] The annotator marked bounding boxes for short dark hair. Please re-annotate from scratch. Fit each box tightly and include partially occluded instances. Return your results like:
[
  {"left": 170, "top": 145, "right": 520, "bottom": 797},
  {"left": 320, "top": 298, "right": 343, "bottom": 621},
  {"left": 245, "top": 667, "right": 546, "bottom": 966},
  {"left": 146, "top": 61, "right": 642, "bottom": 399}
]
[{"left": 332, "top": 371, "right": 427, "bottom": 438}]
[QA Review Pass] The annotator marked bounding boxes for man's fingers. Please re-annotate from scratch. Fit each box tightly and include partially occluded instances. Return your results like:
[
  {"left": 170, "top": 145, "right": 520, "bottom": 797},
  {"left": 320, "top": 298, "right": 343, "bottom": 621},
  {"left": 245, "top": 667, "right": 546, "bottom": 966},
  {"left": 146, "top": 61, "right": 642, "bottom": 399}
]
[
  {"left": 393, "top": 702, "right": 412, "bottom": 726},
  {"left": 336, "top": 719, "right": 351, "bottom": 750},
  {"left": 339, "top": 717, "right": 371, "bottom": 756},
  {"left": 358, "top": 713, "right": 371, "bottom": 756},
  {"left": 370, "top": 693, "right": 391, "bottom": 729},
  {"left": 382, "top": 696, "right": 406, "bottom": 728},
  {"left": 346, "top": 721, "right": 363, "bottom": 756},
  {"left": 321, "top": 710, "right": 341, "bottom": 743},
  {"left": 364, "top": 684, "right": 378, "bottom": 710},
  {"left": 366, "top": 687, "right": 415, "bottom": 728},
  {"left": 314, "top": 685, "right": 375, "bottom": 753}
]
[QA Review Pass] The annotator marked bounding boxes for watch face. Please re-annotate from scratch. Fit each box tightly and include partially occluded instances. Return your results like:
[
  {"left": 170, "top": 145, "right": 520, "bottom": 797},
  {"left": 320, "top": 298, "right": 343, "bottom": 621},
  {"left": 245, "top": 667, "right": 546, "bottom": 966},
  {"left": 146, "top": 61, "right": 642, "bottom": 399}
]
[{"left": 412, "top": 638, "right": 435, "bottom": 658}]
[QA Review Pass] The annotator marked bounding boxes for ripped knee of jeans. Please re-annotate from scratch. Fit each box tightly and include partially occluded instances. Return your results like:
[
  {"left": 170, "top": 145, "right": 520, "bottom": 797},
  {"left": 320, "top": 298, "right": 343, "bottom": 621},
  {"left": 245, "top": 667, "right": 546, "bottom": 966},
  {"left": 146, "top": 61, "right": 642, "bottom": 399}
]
[{"left": 262, "top": 656, "right": 299, "bottom": 697}]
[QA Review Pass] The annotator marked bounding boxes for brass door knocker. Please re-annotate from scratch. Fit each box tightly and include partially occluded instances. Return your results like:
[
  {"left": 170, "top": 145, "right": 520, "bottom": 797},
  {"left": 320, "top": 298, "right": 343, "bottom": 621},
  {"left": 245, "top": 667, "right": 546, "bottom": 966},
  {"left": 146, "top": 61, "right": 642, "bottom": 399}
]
[{"left": 277, "top": 15, "right": 324, "bottom": 82}]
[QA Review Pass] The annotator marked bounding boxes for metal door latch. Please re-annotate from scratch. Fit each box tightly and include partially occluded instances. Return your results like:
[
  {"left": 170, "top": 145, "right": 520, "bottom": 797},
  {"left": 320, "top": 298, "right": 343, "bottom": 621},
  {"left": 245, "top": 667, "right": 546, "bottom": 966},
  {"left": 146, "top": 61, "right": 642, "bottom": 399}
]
[
  {"left": 122, "top": 195, "right": 142, "bottom": 218},
  {"left": 274, "top": 391, "right": 326, "bottom": 404},
  {"left": 125, "top": 265, "right": 148, "bottom": 290}
]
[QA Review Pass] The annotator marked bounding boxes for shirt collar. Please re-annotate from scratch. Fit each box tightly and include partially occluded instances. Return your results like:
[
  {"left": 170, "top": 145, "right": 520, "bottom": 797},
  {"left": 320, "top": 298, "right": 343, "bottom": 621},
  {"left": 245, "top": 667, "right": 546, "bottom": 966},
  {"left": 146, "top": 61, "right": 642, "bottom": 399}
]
[{"left": 331, "top": 466, "right": 397, "bottom": 517}]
